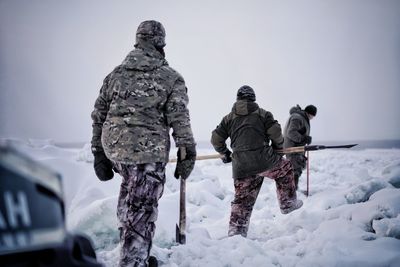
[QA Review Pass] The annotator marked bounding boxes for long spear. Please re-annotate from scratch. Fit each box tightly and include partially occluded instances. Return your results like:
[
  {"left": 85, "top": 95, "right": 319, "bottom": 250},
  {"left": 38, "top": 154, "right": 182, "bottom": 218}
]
[
  {"left": 278, "top": 144, "right": 358, "bottom": 154},
  {"left": 169, "top": 144, "right": 358, "bottom": 162}
]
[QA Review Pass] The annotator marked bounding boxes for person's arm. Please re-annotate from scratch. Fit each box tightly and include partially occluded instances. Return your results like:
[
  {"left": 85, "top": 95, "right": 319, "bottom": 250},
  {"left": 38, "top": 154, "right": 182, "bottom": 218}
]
[
  {"left": 91, "top": 74, "right": 113, "bottom": 153},
  {"left": 263, "top": 112, "right": 284, "bottom": 150},
  {"left": 286, "top": 117, "right": 306, "bottom": 144},
  {"left": 91, "top": 74, "right": 115, "bottom": 181},
  {"left": 211, "top": 117, "right": 230, "bottom": 154},
  {"left": 165, "top": 75, "right": 195, "bottom": 147},
  {"left": 166, "top": 74, "right": 196, "bottom": 180}
]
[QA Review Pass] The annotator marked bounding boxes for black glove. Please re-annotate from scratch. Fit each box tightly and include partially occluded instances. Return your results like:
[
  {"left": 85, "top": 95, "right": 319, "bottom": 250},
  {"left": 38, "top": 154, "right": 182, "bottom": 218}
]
[
  {"left": 304, "top": 135, "right": 312, "bottom": 145},
  {"left": 93, "top": 151, "right": 114, "bottom": 181},
  {"left": 174, "top": 146, "right": 196, "bottom": 180},
  {"left": 221, "top": 150, "right": 232, "bottom": 164}
]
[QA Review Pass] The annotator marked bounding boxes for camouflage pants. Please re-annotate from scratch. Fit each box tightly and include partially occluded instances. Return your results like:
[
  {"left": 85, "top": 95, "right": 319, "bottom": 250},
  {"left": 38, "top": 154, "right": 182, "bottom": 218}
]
[
  {"left": 286, "top": 153, "right": 307, "bottom": 189},
  {"left": 114, "top": 162, "right": 166, "bottom": 267},
  {"left": 229, "top": 158, "right": 296, "bottom": 237}
]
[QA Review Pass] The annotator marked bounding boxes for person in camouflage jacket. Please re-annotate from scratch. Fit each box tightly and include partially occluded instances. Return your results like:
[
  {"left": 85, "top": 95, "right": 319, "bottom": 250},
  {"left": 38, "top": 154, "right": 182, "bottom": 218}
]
[
  {"left": 283, "top": 104, "right": 317, "bottom": 190},
  {"left": 91, "top": 20, "right": 196, "bottom": 267},
  {"left": 211, "top": 86, "right": 303, "bottom": 238}
]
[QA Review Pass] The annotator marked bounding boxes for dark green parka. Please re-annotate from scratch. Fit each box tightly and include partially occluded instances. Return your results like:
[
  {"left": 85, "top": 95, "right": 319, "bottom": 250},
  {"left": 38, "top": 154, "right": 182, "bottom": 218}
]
[
  {"left": 283, "top": 105, "right": 310, "bottom": 149},
  {"left": 211, "top": 100, "right": 283, "bottom": 179}
]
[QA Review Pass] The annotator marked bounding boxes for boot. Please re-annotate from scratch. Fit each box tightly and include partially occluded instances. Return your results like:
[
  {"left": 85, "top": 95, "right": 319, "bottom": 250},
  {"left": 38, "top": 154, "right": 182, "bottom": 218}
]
[
  {"left": 148, "top": 256, "right": 158, "bottom": 267},
  {"left": 281, "top": 199, "right": 303, "bottom": 214}
]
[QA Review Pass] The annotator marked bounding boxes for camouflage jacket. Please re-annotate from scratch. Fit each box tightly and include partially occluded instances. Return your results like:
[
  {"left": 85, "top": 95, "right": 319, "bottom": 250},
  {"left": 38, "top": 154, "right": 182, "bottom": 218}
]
[
  {"left": 91, "top": 43, "right": 195, "bottom": 164},
  {"left": 211, "top": 100, "right": 283, "bottom": 179},
  {"left": 283, "top": 105, "right": 310, "bottom": 148}
]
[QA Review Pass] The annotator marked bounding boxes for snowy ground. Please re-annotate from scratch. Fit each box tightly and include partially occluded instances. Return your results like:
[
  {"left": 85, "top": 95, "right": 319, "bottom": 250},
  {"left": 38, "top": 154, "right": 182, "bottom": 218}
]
[{"left": 9, "top": 140, "right": 400, "bottom": 267}]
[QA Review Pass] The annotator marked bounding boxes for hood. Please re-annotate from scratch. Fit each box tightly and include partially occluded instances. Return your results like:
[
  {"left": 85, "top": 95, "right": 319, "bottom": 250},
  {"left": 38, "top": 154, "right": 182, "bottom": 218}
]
[
  {"left": 122, "top": 44, "right": 168, "bottom": 71},
  {"left": 290, "top": 105, "right": 309, "bottom": 122},
  {"left": 289, "top": 105, "right": 302, "bottom": 115},
  {"left": 232, "top": 100, "right": 259, "bottom": 116}
]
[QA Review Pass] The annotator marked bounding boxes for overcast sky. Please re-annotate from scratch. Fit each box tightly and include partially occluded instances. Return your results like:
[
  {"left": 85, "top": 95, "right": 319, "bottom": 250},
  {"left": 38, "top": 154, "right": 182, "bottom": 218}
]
[{"left": 1, "top": 0, "right": 399, "bottom": 144}]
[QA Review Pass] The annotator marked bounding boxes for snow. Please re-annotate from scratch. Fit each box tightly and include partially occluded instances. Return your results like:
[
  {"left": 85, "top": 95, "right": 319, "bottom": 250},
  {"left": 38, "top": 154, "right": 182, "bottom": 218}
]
[{"left": 8, "top": 140, "right": 400, "bottom": 267}]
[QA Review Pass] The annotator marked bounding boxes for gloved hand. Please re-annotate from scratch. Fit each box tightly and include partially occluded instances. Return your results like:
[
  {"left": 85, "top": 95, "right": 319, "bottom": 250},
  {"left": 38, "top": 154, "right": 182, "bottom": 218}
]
[
  {"left": 304, "top": 135, "right": 312, "bottom": 145},
  {"left": 174, "top": 145, "right": 196, "bottom": 180},
  {"left": 221, "top": 150, "right": 232, "bottom": 164},
  {"left": 93, "top": 151, "right": 114, "bottom": 181}
]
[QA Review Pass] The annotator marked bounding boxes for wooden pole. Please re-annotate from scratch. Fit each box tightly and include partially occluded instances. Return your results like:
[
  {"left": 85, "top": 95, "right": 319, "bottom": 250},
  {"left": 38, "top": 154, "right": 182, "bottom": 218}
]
[
  {"left": 168, "top": 147, "right": 306, "bottom": 163},
  {"left": 175, "top": 177, "right": 186, "bottom": 244}
]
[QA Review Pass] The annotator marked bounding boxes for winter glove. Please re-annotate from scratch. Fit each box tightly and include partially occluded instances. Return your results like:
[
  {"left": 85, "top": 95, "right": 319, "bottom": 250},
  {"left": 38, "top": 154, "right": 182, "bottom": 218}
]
[
  {"left": 304, "top": 135, "right": 312, "bottom": 145},
  {"left": 93, "top": 151, "right": 114, "bottom": 181},
  {"left": 174, "top": 146, "right": 197, "bottom": 180},
  {"left": 221, "top": 150, "right": 232, "bottom": 164}
]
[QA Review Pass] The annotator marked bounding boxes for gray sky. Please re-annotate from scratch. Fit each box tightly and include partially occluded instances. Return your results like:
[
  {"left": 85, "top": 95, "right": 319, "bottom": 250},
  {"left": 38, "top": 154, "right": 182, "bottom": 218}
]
[{"left": 1, "top": 0, "right": 399, "bottom": 144}]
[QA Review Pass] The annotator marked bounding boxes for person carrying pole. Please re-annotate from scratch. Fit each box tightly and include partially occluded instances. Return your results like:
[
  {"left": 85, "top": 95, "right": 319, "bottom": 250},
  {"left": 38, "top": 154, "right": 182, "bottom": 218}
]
[
  {"left": 211, "top": 85, "right": 303, "bottom": 238},
  {"left": 90, "top": 20, "right": 196, "bottom": 267},
  {"left": 283, "top": 104, "right": 317, "bottom": 190}
]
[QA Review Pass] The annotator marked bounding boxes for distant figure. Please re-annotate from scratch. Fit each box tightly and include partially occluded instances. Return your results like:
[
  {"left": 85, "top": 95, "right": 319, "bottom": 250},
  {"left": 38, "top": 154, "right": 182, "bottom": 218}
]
[
  {"left": 211, "top": 85, "right": 303, "bottom": 238},
  {"left": 90, "top": 20, "right": 196, "bottom": 267},
  {"left": 283, "top": 104, "right": 317, "bottom": 190}
]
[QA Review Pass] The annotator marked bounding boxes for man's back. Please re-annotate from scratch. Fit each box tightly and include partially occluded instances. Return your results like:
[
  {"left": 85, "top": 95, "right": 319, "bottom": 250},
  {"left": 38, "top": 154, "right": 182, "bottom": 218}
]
[
  {"left": 223, "top": 100, "right": 269, "bottom": 151},
  {"left": 96, "top": 47, "right": 183, "bottom": 164},
  {"left": 91, "top": 24, "right": 195, "bottom": 165},
  {"left": 211, "top": 92, "right": 283, "bottom": 179}
]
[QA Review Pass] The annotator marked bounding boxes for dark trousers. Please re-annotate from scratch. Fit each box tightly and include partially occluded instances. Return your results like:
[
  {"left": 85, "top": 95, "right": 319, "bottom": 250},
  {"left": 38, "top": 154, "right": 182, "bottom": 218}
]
[{"left": 286, "top": 153, "right": 307, "bottom": 189}]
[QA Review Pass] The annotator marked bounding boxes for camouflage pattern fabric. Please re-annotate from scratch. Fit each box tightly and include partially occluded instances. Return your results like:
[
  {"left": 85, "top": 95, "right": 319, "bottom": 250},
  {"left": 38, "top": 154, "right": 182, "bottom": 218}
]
[
  {"left": 258, "top": 158, "right": 297, "bottom": 210},
  {"left": 229, "top": 158, "right": 297, "bottom": 237},
  {"left": 136, "top": 20, "right": 166, "bottom": 48},
  {"left": 91, "top": 38, "right": 195, "bottom": 164},
  {"left": 114, "top": 162, "right": 166, "bottom": 267},
  {"left": 229, "top": 175, "right": 263, "bottom": 237}
]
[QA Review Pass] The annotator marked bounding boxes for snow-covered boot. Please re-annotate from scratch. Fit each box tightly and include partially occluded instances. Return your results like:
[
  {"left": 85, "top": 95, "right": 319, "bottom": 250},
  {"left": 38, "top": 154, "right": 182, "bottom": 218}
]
[
  {"left": 148, "top": 256, "right": 158, "bottom": 267},
  {"left": 281, "top": 199, "right": 303, "bottom": 214}
]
